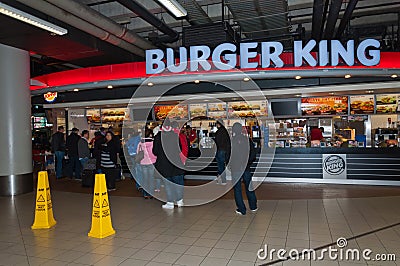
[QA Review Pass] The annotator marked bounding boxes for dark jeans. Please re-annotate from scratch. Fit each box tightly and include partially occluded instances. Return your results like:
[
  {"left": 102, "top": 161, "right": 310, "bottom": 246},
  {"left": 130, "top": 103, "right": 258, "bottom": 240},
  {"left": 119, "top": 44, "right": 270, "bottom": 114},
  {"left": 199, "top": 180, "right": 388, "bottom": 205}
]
[
  {"left": 232, "top": 170, "right": 257, "bottom": 214},
  {"left": 54, "top": 151, "right": 64, "bottom": 179},
  {"left": 130, "top": 157, "right": 143, "bottom": 189},
  {"left": 216, "top": 150, "right": 227, "bottom": 183},
  {"left": 102, "top": 167, "right": 118, "bottom": 189},
  {"left": 164, "top": 175, "right": 184, "bottom": 203},
  {"left": 66, "top": 155, "right": 81, "bottom": 179},
  {"left": 141, "top": 164, "right": 155, "bottom": 197}
]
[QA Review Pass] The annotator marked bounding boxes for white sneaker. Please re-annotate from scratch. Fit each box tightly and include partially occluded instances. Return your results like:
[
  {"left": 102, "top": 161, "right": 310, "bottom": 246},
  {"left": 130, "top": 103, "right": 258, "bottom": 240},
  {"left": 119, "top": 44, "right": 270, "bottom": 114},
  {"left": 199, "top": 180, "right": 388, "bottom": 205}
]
[
  {"left": 162, "top": 202, "right": 174, "bottom": 209},
  {"left": 251, "top": 208, "right": 258, "bottom": 213},
  {"left": 215, "top": 175, "right": 221, "bottom": 184},
  {"left": 221, "top": 181, "right": 227, "bottom": 185},
  {"left": 176, "top": 199, "right": 184, "bottom": 207}
]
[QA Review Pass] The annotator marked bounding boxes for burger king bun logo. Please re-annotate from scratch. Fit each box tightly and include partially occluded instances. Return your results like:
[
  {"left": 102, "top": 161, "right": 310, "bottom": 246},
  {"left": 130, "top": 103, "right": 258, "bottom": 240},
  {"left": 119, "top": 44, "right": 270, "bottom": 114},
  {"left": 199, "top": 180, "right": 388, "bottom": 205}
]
[{"left": 44, "top": 92, "right": 57, "bottom": 103}]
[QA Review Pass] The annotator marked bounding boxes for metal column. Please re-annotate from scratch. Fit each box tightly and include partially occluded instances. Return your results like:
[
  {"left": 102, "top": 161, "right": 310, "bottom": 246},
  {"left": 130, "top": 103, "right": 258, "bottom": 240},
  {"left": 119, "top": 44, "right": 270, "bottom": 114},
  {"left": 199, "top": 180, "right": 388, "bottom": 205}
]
[{"left": 0, "top": 44, "right": 33, "bottom": 196}]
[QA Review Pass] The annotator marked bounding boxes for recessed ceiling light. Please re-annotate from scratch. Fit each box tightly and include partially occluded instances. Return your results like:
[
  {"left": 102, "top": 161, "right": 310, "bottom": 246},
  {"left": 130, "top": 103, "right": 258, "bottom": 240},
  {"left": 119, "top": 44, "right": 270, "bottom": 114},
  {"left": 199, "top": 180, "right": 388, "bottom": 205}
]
[
  {"left": 295, "top": 76, "right": 301, "bottom": 80},
  {"left": 194, "top": 80, "right": 200, "bottom": 84},
  {"left": 344, "top": 74, "right": 351, "bottom": 79},
  {"left": 295, "top": 94, "right": 301, "bottom": 97},
  {"left": 391, "top": 74, "right": 398, "bottom": 78},
  {"left": 243, "top": 77, "right": 250, "bottom": 82},
  {"left": 329, "top": 92, "right": 335, "bottom": 95},
  {"left": 147, "top": 82, "right": 154, "bottom": 87},
  {"left": 107, "top": 85, "right": 113, "bottom": 89},
  {"left": 366, "top": 90, "right": 374, "bottom": 93},
  {"left": 73, "top": 88, "right": 79, "bottom": 92}
]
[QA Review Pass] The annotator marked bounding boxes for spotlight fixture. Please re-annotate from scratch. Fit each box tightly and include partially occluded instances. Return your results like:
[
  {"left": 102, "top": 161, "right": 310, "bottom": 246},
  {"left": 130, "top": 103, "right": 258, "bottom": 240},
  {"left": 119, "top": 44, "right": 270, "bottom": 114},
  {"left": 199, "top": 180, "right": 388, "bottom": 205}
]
[
  {"left": 0, "top": 2, "right": 68, "bottom": 35},
  {"left": 155, "top": 0, "right": 187, "bottom": 18},
  {"left": 329, "top": 92, "right": 335, "bottom": 95},
  {"left": 147, "top": 82, "right": 154, "bottom": 87},
  {"left": 243, "top": 77, "right": 250, "bottom": 82},
  {"left": 194, "top": 80, "right": 200, "bottom": 84},
  {"left": 391, "top": 74, "right": 398, "bottom": 78},
  {"left": 344, "top": 74, "right": 351, "bottom": 79},
  {"left": 73, "top": 88, "right": 79, "bottom": 92},
  {"left": 295, "top": 76, "right": 302, "bottom": 80},
  {"left": 366, "top": 90, "right": 374, "bottom": 93},
  {"left": 107, "top": 85, "right": 113, "bottom": 89}
]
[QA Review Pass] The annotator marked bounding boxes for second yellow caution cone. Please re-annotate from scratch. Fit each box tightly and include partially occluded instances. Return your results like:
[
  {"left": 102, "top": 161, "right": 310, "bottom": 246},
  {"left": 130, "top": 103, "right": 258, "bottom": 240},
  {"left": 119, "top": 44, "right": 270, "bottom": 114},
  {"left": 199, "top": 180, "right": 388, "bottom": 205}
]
[
  {"left": 32, "top": 171, "right": 56, "bottom": 229},
  {"left": 88, "top": 174, "right": 115, "bottom": 239}
]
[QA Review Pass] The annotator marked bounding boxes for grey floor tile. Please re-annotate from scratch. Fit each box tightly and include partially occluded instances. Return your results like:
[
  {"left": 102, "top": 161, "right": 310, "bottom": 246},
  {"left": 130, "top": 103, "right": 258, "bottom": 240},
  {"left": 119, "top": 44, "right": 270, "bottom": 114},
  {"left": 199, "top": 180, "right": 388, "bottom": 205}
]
[
  {"left": 152, "top": 252, "right": 181, "bottom": 264},
  {"left": 174, "top": 254, "right": 205, "bottom": 266}
]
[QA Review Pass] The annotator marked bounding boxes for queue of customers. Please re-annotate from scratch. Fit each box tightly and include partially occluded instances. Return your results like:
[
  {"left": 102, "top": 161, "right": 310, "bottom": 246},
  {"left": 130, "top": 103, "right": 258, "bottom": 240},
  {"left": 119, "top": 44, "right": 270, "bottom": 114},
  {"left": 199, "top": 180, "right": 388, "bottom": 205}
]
[
  {"left": 51, "top": 126, "right": 121, "bottom": 191},
  {"left": 50, "top": 119, "right": 257, "bottom": 214}
]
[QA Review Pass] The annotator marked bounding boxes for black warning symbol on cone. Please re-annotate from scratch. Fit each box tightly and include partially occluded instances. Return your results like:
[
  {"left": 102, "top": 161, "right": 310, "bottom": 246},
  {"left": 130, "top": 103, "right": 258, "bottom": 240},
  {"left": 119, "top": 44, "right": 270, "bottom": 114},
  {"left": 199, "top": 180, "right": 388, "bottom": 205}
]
[
  {"left": 37, "top": 195, "right": 45, "bottom": 202},
  {"left": 94, "top": 200, "right": 100, "bottom": 208},
  {"left": 102, "top": 199, "right": 108, "bottom": 208}
]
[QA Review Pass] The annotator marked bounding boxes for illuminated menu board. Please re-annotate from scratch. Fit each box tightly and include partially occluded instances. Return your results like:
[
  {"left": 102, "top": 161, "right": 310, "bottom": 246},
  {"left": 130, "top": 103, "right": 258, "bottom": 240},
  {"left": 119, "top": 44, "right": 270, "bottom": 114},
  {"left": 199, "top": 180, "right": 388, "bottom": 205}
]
[
  {"left": 207, "top": 103, "right": 227, "bottom": 119},
  {"left": 350, "top": 95, "right": 374, "bottom": 114},
  {"left": 301, "top": 96, "right": 348, "bottom": 116},
  {"left": 376, "top": 94, "right": 398, "bottom": 114},
  {"left": 228, "top": 101, "right": 268, "bottom": 118},
  {"left": 154, "top": 105, "right": 188, "bottom": 121}
]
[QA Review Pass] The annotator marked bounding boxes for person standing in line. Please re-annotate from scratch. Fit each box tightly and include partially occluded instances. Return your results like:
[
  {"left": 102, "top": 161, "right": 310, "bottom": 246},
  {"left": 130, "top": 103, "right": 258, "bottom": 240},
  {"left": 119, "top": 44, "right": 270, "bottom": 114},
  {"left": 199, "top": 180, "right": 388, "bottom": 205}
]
[
  {"left": 51, "top": 126, "right": 65, "bottom": 179},
  {"left": 229, "top": 123, "right": 258, "bottom": 215},
  {"left": 153, "top": 119, "right": 185, "bottom": 209},
  {"left": 78, "top": 130, "right": 91, "bottom": 173},
  {"left": 66, "top": 128, "right": 81, "bottom": 179},
  {"left": 214, "top": 120, "right": 231, "bottom": 185},
  {"left": 137, "top": 128, "right": 157, "bottom": 199},
  {"left": 127, "top": 130, "right": 143, "bottom": 189},
  {"left": 100, "top": 131, "right": 119, "bottom": 191}
]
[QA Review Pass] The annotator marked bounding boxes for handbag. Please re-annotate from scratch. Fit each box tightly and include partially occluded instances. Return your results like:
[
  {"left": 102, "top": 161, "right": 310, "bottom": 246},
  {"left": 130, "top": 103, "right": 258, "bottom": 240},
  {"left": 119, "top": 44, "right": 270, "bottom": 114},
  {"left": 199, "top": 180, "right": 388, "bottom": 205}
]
[{"left": 135, "top": 144, "right": 144, "bottom": 163}]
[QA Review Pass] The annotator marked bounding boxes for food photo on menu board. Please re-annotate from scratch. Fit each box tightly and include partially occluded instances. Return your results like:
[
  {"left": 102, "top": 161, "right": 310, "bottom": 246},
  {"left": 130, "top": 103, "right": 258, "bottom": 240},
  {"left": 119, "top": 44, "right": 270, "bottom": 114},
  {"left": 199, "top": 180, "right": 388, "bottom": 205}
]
[
  {"left": 301, "top": 96, "right": 348, "bottom": 116},
  {"left": 189, "top": 104, "right": 207, "bottom": 119},
  {"left": 154, "top": 105, "right": 188, "bottom": 121},
  {"left": 101, "top": 108, "right": 126, "bottom": 122},
  {"left": 86, "top": 109, "right": 101, "bottom": 124},
  {"left": 228, "top": 101, "right": 268, "bottom": 118},
  {"left": 207, "top": 102, "right": 227, "bottom": 119},
  {"left": 350, "top": 95, "right": 374, "bottom": 114},
  {"left": 376, "top": 94, "right": 398, "bottom": 114}
]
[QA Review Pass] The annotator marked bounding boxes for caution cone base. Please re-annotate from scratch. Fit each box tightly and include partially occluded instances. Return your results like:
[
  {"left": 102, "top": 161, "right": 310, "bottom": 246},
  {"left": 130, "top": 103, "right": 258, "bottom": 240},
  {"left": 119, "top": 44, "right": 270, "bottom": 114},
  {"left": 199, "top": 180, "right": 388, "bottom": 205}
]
[
  {"left": 32, "top": 171, "right": 56, "bottom": 229},
  {"left": 88, "top": 174, "right": 115, "bottom": 239}
]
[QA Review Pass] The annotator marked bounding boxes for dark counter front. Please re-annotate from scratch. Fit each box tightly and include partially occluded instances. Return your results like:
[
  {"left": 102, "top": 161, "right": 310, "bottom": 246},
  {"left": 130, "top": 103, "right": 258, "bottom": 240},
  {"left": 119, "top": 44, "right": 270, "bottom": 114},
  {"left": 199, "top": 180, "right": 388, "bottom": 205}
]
[{"left": 185, "top": 148, "right": 400, "bottom": 185}]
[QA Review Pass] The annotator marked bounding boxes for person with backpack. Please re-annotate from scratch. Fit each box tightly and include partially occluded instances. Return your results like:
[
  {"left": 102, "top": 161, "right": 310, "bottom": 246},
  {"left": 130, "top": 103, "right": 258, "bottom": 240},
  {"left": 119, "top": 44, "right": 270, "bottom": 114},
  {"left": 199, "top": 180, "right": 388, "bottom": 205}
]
[
  {"left": 229, "top": 122, "right": 258, "bottom": 215},
  {"left": 126, "top": 130, "right": 143, "bottom": 190}
]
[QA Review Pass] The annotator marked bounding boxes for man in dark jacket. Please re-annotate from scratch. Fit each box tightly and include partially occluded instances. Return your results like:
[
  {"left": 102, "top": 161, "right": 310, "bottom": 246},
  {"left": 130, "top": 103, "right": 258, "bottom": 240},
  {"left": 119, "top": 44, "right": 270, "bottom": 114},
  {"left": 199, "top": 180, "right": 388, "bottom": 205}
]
[
  {"left": 214, "top": 120, "right": 231, "bottom": 185},
  {"left": 153, "top": 119, "right": 185, "bottom": 209},
  {"left": 93, "top": 127, "right": 106, "bottom": 171},
  {"left": 229, "top": 123, "right": 257, "bottom": 215},
  {"left": 66, "top": 128, "right": 81, "bottom": 179},
  {"left": 51, "top": 126, "right": 65, "bottom": 179}
]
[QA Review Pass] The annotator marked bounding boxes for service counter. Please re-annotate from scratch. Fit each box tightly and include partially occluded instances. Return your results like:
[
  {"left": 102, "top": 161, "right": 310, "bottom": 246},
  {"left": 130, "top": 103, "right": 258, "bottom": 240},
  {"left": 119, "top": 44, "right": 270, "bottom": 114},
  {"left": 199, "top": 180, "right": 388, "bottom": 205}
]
[{"left": 185, "top": 148, "right": 400, "bottom": 186}]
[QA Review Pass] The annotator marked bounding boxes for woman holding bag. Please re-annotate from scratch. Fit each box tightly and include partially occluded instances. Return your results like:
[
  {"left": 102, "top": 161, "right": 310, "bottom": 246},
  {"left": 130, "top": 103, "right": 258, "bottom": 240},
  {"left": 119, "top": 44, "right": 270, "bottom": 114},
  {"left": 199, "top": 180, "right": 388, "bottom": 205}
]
[{"left": 137, "top": 129, "right": 157, "bottom": 199}]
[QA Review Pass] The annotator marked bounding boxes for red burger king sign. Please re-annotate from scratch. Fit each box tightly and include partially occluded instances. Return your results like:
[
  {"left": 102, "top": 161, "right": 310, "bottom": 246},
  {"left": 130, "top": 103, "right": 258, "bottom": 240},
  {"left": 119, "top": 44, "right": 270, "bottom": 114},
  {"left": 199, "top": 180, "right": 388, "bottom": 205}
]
[{"left": 44, "top": 92, "right": 57, "bottom": 103}]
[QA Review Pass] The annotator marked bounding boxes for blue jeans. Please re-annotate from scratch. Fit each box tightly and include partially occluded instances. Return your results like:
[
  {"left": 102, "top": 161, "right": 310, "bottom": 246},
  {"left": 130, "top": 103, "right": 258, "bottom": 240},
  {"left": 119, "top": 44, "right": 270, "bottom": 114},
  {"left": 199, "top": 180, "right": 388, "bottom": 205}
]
[
  {"left": 164, "top": 175, "right": 184, "bottom": 203},
  {"left": 141, "top": 164, "right": 155, "bottom": 197},
  {"left": 216, "top": 150, "right": 227, "bottom": 183},
  {"left": 55, "top": 151, "right": 64, "bottom": 179},
  {"left": 130, "top": 157, "right": 143, "bottom": 189},
  {"left": 80, "top": 157, "right": 89, "bottom": 170},
  {"left": 232, "top": 170, "right": 257, "bottom": 214}
]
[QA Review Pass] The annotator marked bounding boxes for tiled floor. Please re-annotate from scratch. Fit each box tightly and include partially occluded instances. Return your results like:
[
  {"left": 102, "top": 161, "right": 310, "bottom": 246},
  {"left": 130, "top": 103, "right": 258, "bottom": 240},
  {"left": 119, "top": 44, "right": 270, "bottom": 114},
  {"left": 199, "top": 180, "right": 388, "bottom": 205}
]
[{"left": 1, "top": 191, "right": 399, "bottom": 265}]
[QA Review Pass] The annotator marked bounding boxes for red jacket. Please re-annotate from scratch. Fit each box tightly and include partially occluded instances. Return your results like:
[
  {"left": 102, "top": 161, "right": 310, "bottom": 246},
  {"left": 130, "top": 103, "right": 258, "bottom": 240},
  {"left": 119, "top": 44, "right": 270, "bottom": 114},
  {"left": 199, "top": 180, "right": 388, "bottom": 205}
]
[{"left": 179, "top": 133, "right": 188, "bottom": 164}]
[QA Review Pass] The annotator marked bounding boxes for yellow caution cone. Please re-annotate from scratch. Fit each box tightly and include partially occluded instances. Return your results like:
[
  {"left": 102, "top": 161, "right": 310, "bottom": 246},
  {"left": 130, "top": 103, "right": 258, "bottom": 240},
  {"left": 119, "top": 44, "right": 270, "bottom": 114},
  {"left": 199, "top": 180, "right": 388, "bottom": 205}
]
[
  {"left": 88, "top": 174, "right": 115, "bottom": 239},
  {"left": 31, "top": 171, "right": 56, "bottom": 229}
]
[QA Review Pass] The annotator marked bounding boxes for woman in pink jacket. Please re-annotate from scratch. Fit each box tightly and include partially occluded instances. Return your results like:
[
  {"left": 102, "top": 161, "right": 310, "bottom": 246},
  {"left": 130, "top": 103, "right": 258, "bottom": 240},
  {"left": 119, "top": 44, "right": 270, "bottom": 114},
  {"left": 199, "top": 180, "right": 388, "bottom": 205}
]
[{"left": 137, "top": 128, "right": 157, "bottom": 199}]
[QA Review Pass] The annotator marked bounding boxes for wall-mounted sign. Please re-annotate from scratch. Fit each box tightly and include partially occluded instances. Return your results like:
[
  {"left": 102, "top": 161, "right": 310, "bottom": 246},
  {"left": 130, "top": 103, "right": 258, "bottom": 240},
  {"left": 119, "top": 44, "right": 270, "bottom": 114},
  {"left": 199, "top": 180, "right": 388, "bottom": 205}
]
[
  {"left": 323, "top": 154, "right": 347, "bottom": 179},
  {"left": 301, "top": 96, "right": 348, "bottom": 116},
  {"left": 43, "top": 92, "right": 57, "bottom": 103},
  {"left": 376, "top": 94, "right": 398, "bottom": 114},
  {"left": 146, "top": 39, "right": 380, "bottom": 74},
  {"left": 350, "top": 95, "right": 374, "bottom": 114},
  {"left": 154, "top": 105, "right": 188, "bottom": 121}
]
